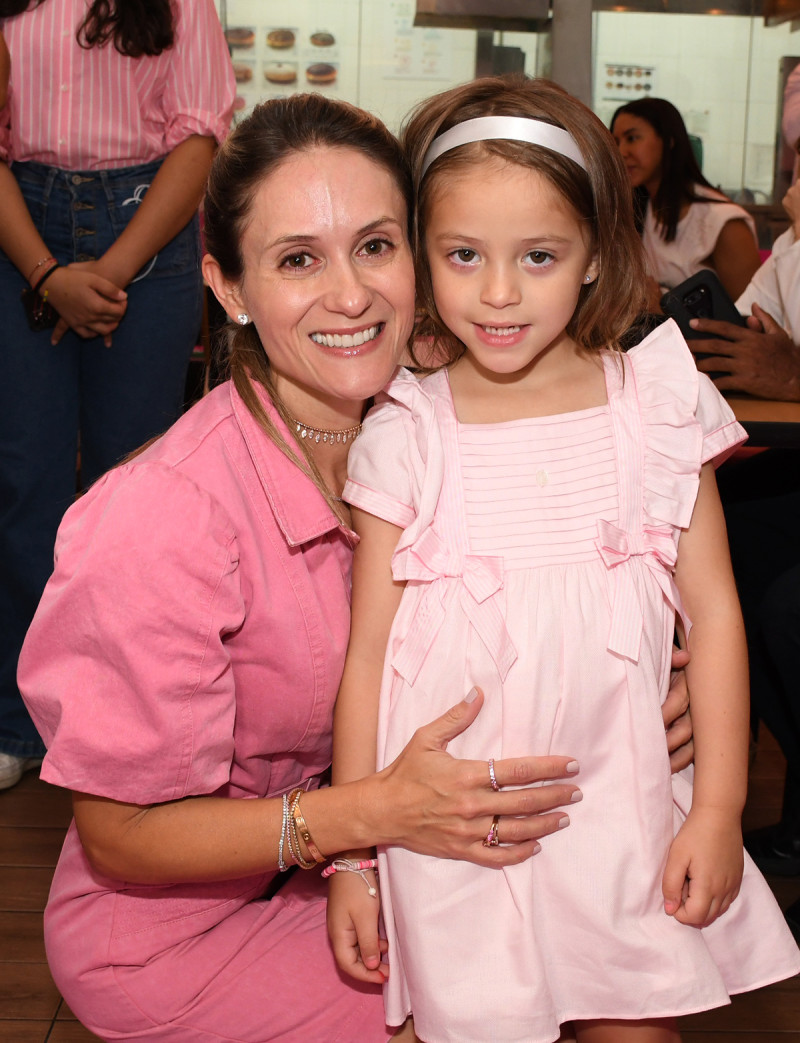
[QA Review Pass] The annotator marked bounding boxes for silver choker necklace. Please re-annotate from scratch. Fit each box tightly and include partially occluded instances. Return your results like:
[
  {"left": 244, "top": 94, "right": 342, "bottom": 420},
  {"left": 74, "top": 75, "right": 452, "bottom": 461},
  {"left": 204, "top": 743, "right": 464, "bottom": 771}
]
[{"left": 287, "top": 415, "right": 362, "bottom": 446}]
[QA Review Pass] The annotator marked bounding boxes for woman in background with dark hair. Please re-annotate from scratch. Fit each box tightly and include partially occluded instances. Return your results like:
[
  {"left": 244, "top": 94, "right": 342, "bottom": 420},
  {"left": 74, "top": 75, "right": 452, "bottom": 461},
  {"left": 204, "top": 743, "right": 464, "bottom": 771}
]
[
  {"left": 0, "top": 0, "right": 235, "bottom": 790},
  {"left": 611, "top": 97, "right": 760, "bottom": 305}
]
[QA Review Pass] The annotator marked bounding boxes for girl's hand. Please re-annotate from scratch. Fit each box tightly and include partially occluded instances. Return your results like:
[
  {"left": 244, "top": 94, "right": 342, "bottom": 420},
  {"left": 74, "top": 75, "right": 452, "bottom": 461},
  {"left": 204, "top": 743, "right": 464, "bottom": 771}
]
[
  {"left": 368, "top": 688, "right": 581, "bottom": 868},
  {"left": 45, "top": 263, "right": 128, "bottom": 345},
  {"left": 662, "top": 807, "right": 743, "bottom": 927},
  {"left": 327, "top": 867, "right": 386, "bottom": 985}
]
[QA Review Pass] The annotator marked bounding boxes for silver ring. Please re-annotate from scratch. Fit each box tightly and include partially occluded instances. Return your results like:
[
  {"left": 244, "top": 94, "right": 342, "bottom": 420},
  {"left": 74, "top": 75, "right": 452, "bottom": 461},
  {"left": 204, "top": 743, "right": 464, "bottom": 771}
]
[
  {"left": 482, "top": 815, "right": 501, "bottom": 847},
  {"left": 488, "top": 757, "right": 500, "bottom": 792}
]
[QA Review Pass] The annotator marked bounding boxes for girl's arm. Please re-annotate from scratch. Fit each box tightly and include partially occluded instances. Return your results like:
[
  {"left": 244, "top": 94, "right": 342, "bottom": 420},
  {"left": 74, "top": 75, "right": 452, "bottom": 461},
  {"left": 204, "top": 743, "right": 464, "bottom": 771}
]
[
  {"left": 710, "top": 218, "right": 761, "bottom": 302},
  {"left": 662, "top": 462, "right": 749, "bottom": 926},
  {"left": 328, "top": 507, "right": 407, "bottom": 983}
]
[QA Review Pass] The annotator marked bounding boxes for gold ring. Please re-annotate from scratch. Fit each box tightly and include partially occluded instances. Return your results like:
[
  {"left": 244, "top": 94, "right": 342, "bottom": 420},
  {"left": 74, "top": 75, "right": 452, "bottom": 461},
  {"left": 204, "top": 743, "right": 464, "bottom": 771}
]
[
  {"left": 482, "top": 815, "right": 500, "bottom": 847},
  {"left": 488, "top": 757, "right": 500, "bottom": 791}
]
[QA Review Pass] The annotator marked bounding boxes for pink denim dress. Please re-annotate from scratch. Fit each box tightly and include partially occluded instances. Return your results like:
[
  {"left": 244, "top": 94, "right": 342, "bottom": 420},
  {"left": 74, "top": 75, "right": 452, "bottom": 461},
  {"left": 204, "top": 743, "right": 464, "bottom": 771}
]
[{"left": 19, "top": 381, "right": 390, "bottom": 1042}]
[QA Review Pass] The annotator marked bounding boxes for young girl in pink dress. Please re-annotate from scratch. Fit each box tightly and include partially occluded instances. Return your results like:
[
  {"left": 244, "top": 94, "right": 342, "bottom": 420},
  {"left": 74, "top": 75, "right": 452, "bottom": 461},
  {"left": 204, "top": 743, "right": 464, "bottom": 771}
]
[{"left": 327, "top": 76, "right": 800, "bottom": 1043}]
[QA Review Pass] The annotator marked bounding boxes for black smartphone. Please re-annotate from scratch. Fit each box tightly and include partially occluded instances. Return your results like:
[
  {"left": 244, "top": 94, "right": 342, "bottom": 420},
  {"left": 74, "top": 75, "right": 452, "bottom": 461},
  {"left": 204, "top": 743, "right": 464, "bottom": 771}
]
[{"left": 660, "top": 269, "right": 745, "bottom": 342}]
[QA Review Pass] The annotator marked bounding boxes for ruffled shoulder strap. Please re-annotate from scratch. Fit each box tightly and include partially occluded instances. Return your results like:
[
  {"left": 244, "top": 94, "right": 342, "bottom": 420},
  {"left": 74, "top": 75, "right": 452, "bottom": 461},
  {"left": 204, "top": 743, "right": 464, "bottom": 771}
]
[{"left": 618, "top": 319, "right": 704, "bottom": 531}]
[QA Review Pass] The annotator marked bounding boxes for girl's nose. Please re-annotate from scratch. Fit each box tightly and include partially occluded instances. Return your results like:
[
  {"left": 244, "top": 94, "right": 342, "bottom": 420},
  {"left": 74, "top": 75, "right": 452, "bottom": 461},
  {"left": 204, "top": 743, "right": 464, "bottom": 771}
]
[
  {"left": 480, "top": 264, "right": 522, "bottom": 309},
  {"left": 323, "top": 261, "right": 372, "bottom": 317}
]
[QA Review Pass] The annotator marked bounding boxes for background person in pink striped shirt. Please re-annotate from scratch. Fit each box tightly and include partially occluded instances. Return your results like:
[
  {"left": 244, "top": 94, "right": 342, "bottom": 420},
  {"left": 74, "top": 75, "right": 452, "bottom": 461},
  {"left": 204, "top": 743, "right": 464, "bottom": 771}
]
[{"left": 0, "top": 0, "right": 235, "bottom": 790}]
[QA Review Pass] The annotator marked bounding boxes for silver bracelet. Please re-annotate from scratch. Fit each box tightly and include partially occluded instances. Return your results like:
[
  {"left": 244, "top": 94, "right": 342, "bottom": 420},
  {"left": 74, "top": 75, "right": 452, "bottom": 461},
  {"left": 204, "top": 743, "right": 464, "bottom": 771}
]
[{"left": 278, "top": 792, "right": 290, "bottom": 872}]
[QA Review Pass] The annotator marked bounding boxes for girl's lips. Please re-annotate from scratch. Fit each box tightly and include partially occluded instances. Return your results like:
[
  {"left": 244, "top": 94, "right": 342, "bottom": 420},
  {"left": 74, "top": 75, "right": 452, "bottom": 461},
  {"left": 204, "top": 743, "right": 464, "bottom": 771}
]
[{"left": 473, "top": 322, "right": 529, "bottom": 348}]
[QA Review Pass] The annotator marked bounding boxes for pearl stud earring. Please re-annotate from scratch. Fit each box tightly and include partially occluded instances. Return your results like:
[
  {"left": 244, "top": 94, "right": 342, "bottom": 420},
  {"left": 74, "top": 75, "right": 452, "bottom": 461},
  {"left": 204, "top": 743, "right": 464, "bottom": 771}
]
[{"left": 237, "top": 313, "right": 250, "bottom": 325}]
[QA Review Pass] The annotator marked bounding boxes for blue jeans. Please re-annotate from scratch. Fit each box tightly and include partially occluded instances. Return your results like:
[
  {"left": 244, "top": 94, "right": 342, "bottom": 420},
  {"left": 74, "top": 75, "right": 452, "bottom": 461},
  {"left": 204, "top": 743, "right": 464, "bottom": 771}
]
[{"left": 0, "top": 160, "right": 203, "bottom": 755}]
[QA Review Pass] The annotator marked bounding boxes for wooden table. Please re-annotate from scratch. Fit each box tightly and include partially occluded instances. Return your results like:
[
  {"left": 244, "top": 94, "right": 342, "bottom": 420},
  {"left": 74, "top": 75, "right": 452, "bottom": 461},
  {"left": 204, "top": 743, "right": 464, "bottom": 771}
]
[{"left": 727, "top": 397, "right": 800, "bottom": 448}]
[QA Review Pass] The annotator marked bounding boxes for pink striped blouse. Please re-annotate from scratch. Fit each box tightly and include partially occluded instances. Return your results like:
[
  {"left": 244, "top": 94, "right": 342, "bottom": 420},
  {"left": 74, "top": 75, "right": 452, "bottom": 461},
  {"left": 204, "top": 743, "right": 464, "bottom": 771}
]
[{"left": 0, "top": 0, "right": 235, "bottom": 170}]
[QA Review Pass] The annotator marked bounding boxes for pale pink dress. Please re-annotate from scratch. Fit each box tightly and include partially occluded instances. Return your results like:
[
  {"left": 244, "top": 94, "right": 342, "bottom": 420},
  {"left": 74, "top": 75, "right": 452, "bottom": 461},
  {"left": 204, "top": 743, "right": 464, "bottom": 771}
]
[{"left": 344, "top": 322, "right": 800, "bottom": 1043}]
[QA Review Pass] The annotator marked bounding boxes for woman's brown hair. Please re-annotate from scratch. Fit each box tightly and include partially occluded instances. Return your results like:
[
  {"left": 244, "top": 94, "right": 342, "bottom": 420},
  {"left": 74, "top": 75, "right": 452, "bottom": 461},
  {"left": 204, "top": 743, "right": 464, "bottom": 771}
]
[
  {"left": 203, "top": 94, "right": 412, "bottom": 511},
  {"left": 402, "top": 75, "right": 648, "bottom": 368}
]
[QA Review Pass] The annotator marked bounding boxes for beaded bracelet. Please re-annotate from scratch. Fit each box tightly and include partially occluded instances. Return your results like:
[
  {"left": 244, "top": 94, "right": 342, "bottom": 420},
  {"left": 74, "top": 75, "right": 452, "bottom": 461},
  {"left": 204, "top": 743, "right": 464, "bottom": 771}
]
[
  {"left": 321, "top": 857, "right": 379, "bottom": 897},
  {"left": 26, "top": 255, "right": 56, "bottom": 286},
  {"left": 291, "top": 792, "right": 327, "bottom": 864}
]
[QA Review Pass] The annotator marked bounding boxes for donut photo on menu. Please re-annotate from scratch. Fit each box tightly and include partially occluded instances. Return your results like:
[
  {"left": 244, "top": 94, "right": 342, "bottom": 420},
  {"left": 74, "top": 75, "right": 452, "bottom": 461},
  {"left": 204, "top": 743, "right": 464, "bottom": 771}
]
[
  {"left": 267, "top": 28, "right": 295, "bottom": 49},
  {"left": 225, "top": 26, "right": 255, "bottom": 49},
  {"left": 232, "top": 62, "right": 254, "bottom": 84},
  {"left": 264, "top": 61, "right": 298, "bottom": 85},
  {"left": 310, "top": 31, "right": 335, "bottom": 47},
  {"left": 305, "top": 62, "right": 337, "bottom": 86}
]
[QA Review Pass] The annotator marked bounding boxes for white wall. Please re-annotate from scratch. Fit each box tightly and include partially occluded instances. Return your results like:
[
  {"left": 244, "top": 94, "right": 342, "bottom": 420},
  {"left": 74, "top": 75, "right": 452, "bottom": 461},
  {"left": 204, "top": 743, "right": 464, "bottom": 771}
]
[
  {"left": 593, "top": 11, "right": 800, "bottom": 200},
  {"left": 215, "top": 0, "right": 800, "bottom": 199}
]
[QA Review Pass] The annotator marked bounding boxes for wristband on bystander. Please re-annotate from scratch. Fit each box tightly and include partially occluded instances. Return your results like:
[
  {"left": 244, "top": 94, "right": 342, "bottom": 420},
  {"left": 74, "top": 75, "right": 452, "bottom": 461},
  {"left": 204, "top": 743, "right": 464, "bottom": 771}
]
[
  {"left": 26, "top": 255, "right": 56, "bottom": 286},
  {"left": 33, "top": 262, "right": 60, "bottom": 295}
]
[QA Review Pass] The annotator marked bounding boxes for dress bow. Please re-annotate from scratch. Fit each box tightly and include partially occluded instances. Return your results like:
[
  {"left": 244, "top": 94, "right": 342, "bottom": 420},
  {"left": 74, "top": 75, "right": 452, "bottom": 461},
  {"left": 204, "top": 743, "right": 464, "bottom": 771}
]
[
  {"left": 595, "top": 518, "right": 688, "bottom": 662},
  {"left": 391, "top": 534, "right": 516, "bottom": 685}
]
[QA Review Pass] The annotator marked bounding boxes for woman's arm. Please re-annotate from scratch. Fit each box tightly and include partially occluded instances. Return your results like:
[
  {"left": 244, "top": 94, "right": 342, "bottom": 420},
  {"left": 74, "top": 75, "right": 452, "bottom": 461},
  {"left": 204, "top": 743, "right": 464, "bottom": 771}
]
[
  {"left": 0, "top": 161, "right": 128, "bottom": 341},
  {"left": 95, "top": 134, "right": 216, "bottom": 289},
  {"left": 73, "top": 698, "right": 581, "bottom": 883},
  {"left": 49, "top": 134, "right": 217, "bottom": 344},
  {"left": 710, "top": 217, "right": 761, "bottom": 302},
  {"left": 662, "top": 462, "right": 749, "bottom": 926}
]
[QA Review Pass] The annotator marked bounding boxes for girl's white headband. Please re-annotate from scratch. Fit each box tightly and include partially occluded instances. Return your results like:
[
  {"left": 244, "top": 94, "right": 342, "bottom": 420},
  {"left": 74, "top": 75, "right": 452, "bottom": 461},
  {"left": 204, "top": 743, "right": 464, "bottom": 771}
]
[{"left": 420, "top": 116, "right": 587, "bottom": 176}]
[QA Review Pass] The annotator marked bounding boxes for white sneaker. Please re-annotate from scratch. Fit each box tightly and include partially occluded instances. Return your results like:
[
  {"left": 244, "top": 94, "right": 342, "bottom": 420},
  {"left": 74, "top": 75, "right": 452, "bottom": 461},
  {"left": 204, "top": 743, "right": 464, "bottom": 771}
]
[{"left": 0, "top": 752, "right": 43, "bottom": 791}]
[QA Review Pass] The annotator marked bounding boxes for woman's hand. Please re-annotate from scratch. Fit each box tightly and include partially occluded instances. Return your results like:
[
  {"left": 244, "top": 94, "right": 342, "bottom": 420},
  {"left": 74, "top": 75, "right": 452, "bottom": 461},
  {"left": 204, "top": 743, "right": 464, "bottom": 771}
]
[
  {"left": 366, "top": 688, "right": 581, "bottom": 868},
  {"left": 45, "top": 262, "right": 128, "bottom": 345},
  {"left": 664, "top": 646, "right": 694, "bottom": 772}
]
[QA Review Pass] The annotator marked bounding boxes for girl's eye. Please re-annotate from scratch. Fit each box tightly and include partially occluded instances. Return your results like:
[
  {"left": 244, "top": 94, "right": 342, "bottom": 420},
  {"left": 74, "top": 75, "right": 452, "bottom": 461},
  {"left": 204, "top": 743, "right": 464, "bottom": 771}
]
[
  {"left": 450, "top": 248, "right": 478, "bottom": 266},
  {"left": 280, "top": 252, "right": 314, "bottom": 270},
  {"left": 526, "top": 250, "right": 554, "bottom": 267}
]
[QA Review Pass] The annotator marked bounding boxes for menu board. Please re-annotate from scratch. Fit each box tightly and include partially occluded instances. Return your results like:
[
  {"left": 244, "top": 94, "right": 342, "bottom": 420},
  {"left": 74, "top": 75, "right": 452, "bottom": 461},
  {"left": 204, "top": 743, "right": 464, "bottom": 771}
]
[{"left": 223, "top": 0, "right": 361, "bottom": 117}]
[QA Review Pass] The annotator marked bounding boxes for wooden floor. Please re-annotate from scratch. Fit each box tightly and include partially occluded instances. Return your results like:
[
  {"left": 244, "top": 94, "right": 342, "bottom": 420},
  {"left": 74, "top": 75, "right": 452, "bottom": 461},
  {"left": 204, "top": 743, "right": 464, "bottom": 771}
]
[{"left": 1, "top": 733, "right": 799, "bottom": 1043}]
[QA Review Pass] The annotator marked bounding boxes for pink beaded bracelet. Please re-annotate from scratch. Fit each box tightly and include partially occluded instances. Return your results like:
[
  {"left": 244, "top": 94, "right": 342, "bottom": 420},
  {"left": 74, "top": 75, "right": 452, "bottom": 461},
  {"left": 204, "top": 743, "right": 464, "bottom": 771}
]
[{"left": 321, "top": 857, "right": 379, "bottom": 896}]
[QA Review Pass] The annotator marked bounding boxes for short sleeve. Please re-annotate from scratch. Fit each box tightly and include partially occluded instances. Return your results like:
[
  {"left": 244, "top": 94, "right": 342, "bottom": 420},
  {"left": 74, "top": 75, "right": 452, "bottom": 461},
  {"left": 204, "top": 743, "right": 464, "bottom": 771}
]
[
  {"left": 696, "top": 371, "right": 748, "bottom": 467},
  {"left": 18, "top": 461, "right": 246, "bottom": 805},
  {"left": 344, "top": 382, "right": 420, "bottom": 529},
  {"left": 625, "top": 320, "right": 747, "bottom": 529},
  {"left": 161, "top": 0, "right": 236, "bottom": 148}
]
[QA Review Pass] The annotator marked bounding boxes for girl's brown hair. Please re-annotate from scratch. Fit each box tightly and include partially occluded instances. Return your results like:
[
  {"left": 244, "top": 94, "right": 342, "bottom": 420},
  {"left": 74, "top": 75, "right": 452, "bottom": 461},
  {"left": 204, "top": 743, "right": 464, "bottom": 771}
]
[
  {"left": 402, "top": 75, "right": 648, "bottom": 367},
  {"left": 203, "top": 94, "right": 412, "bottom": 512}
]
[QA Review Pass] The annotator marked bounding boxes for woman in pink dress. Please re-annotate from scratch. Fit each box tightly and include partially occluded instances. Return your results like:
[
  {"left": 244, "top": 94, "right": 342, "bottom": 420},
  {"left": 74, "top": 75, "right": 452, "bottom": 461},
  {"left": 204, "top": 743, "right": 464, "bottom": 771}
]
[
  {"left": 17, "top": 94, "right": 592, "bottom": 1042},
  {"left": 329, "top": 76, "right": 800, "bottom": 1043}
]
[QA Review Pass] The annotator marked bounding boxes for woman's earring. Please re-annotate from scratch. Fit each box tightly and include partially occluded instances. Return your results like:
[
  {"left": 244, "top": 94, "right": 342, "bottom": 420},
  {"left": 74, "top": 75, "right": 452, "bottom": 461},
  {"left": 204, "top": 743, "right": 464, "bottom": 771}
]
[
  {"left": 584, "top": 275, "right": 593, "bottom": 283},
  {"left": 237, "top": 313, "right": 250, "bottom": 325}
]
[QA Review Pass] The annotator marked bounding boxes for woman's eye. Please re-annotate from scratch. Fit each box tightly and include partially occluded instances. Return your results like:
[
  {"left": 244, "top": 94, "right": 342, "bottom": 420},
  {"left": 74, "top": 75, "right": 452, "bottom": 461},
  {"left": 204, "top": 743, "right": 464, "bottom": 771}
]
[
  {"left": 280, "top": 252, "right": 314, "bottom": 270},
  {"left": 450, "top": 248, "right": 478, "bottom": 265},
  {"left": 359, "top": 238, "right": 392, "bottom": 258}
]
